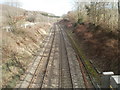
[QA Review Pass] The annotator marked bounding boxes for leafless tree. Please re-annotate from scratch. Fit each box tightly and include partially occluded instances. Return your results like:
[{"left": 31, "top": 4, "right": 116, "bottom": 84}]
[
  {"left": 4, "top": 0, "right": 22, "bottom": 32},
  {"left": 70, "top": 1, "right": 118, "bottom": 31},
  {"left": 118, "top": 0, "right": 120, "bottom": 30},
  {"left": 4, "top": 0, "right": 22, "bottom": 8}
]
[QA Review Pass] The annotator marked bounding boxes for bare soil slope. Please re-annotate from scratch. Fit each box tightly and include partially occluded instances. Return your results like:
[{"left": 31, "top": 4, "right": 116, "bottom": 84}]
[{"left": 61, "top": 20, "right": 119, "bottom": 74}]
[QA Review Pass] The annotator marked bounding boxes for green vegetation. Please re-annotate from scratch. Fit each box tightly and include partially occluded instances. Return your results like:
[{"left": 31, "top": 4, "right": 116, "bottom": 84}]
[
  {"left": 77, "top": 18, "right": 83, "bottom": 24},
  {"left": 6, "top": 74, "right": 20, "bottom": 88},
  {"left": 66, "top": 29, "right": 101, "bottom": 84},
  {"left": 2, "top": 58, "right": 25, "bottom": 88},
  {"left": 41, "top": 13, "right": 60, "bottom": 18},
  {"left": 26, "top": 15, "right": 36, "bottom": 22}
]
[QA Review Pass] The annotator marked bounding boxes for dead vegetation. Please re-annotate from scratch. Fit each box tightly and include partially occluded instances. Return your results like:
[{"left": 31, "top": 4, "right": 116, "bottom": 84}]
[
  {"left": 62, "top": 1, "right": 119, "bottom": 74},
  {"left": 62, "top": 21, "right": 119, "bottom": 74},
  {"left": 1, "top": 4, "right": 56, "bottom": 88},
  {"left": 2, "top": 23, "right": 51, "bottom": 88}
]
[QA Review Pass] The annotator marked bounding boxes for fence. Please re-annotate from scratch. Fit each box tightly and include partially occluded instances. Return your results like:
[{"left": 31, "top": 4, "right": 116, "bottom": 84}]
[{"left": 101, "top": 72, "right": 120, "bottom": 89}]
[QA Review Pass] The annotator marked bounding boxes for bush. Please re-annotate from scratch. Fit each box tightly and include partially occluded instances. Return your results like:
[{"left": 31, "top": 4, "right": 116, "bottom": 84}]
[
  {"left": 26, "top": 15, "right": 36, "bottom": 22},
  {"left": 77, "top": 18, "right": 83, "bottom": 24},
  {"left": 73, "top": 23, "right": 78, "bottom": 27}
]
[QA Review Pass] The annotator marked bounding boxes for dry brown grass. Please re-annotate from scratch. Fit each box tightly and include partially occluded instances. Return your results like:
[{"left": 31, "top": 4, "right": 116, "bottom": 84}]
[
  {"left": 1, "top": 23, "right": 51, "bottom": 88},
  {"left": 1, "top": 3, "right": 56, "bottom": 88},
  {"left": 73, "top": 23, "right": 119, "bottom": 74}
]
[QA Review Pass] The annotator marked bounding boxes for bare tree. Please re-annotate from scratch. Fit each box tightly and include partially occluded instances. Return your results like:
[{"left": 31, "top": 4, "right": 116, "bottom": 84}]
[
  {"left": 4, "top": 0, "right": 22, "bottom": 32},
  {"left": 4, "top": 0, "right": 22, "bottom": 8},
  {"left": 118, "top": 0, "right": 120, "bottom": 30}
]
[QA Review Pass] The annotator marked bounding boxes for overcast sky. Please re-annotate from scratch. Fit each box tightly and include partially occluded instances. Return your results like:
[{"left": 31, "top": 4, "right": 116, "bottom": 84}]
[{"left": 0, "top": 0, "right": 74, "bottom": 16}]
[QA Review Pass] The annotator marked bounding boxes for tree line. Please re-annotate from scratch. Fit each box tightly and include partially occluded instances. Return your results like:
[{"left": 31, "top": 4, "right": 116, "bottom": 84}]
[{"left": 63, "top": 1, "right": 120, "bottom": 31}]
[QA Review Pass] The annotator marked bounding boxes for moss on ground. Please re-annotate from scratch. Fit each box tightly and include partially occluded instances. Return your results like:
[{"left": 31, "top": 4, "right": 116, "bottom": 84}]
[
  {"left": 66, "top": 29, "right": 101, "bottom": 84},
  {"left": 2, "top": 58, "right": 26, "bottom": 88}
]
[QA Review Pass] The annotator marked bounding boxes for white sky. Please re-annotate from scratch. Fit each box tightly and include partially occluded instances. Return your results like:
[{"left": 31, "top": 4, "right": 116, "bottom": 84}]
[
  {"left": 19, "top": 0, "right": 74, "bottom": 16},
  {"left": 1, "top": 0, "right": 118, "bottom": 16}
]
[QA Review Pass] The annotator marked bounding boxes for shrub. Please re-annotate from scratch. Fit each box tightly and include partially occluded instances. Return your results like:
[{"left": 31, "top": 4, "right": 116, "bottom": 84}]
[
  {"left": 77, "top": 18, "right": 83, "bottom": 24},
  {"left": 26, "top": 15, "right": 36, "bottom": 22}
]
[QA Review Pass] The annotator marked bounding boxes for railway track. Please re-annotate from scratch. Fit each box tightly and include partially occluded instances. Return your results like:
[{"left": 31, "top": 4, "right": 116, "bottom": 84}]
[{"left": 16, "top": 23, "right": 86, "bottom": 88}]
